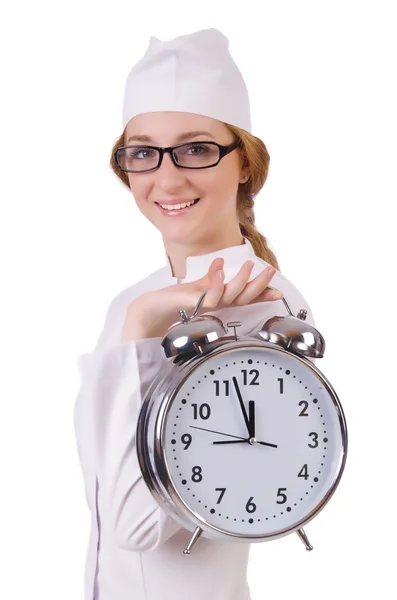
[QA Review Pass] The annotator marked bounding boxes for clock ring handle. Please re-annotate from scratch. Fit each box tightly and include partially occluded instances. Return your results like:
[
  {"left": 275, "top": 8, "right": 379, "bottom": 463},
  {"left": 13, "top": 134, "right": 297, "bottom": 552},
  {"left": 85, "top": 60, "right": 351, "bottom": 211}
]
[
  {"left": 192, "top": 289, "right": 209, "bottom": 318},
  {"left": 266, "top": 285, "right": 293, "bottom": 316}
]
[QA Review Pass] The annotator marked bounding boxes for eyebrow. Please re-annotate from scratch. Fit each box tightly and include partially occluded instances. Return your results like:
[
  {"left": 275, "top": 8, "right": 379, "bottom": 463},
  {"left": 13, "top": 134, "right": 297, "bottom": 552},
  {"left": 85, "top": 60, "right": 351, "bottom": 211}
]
[{"left": 126, "top": 130, "right": 216, "bottom": 144}]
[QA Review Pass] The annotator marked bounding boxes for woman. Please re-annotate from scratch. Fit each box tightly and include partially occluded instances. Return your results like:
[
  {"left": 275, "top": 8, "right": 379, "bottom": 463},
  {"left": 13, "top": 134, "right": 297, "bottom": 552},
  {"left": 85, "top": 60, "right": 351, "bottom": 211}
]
[{"left": 73, "top": 28, "right": 316, "bottom": 600}]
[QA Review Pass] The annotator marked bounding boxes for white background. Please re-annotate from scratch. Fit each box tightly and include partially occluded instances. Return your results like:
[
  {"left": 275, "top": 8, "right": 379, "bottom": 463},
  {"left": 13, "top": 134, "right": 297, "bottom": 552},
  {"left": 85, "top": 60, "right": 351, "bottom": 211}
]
[{"left": 1, "top": 1, "right": 396, "bottom": 598}]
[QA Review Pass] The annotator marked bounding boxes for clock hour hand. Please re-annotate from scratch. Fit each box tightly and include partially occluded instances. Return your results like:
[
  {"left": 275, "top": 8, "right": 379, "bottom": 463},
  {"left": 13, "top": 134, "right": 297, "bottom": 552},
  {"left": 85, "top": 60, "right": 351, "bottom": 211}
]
[
  {"left": 232, "top": 376, "right": 251, "bottom": 437},
  {"left": 248, "top": 400, "right": 255, "bottom": 438}
]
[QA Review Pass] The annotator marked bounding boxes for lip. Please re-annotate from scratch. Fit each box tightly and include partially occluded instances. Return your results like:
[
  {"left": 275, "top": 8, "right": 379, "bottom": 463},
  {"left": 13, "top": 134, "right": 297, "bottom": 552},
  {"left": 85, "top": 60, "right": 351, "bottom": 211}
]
[
  {"left": 155, "top": 198, "right": 198, "bottom": 205},
  {"left": 156, "top": 198, "right": 200, "bottom": 216}
]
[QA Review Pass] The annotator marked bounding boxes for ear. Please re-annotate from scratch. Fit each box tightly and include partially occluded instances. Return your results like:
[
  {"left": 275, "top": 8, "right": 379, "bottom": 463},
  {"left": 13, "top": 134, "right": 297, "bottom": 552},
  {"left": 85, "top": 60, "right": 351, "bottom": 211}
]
[
  {"left": 239, "top": 164, "right": 251, "bottom": 183},
  {"left": 239, "top": 152, "right": 250, "bottom": 183}
]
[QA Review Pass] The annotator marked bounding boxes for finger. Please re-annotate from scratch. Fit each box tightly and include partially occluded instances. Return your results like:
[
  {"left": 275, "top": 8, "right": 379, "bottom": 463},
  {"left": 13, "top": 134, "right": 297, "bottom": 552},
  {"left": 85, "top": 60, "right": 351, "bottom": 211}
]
[
  {"left": 195, "top": 257, "right": 224, "bottom": 287},
  {"left": 200, "top": 267, "right": 226, "bottom": 309},
  {"left": 249, "top": 286, "right": 284, "bottom": 303},
  {"left": 232, "top": 266, "right": 278, "bottom": 306},
  {"left": 209, "top": 257, "right": 224, "bottom": 274},
  {"left": 218, "top": 260, "right": 256, "bottom": 305}
]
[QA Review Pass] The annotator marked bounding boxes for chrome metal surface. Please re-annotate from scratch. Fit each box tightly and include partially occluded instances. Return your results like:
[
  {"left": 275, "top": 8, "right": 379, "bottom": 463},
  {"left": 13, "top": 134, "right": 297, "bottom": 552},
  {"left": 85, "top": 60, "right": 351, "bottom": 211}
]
[{"left": 136, "top": 335, "right": 348, "bottom": 549}]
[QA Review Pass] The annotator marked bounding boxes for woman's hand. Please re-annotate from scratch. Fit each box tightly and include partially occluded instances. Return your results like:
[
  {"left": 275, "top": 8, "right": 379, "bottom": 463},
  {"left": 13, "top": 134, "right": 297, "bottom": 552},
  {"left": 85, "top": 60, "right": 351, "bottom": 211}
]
[{"left": 121, "top": 257, "right": 283, "bottom": 342}]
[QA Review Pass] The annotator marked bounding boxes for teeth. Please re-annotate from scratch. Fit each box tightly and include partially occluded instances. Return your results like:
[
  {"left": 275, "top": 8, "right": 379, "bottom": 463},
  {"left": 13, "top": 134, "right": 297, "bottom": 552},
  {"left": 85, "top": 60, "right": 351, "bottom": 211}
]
[{"left": 159, "top": 199, "right": 196, "bottom": 210}]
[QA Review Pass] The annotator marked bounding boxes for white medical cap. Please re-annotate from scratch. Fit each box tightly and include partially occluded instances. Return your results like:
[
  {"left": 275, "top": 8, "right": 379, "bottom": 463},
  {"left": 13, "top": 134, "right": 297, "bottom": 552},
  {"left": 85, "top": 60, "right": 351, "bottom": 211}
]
[{"left": 122, "top": 28, "right": 252, "bottom": 133}]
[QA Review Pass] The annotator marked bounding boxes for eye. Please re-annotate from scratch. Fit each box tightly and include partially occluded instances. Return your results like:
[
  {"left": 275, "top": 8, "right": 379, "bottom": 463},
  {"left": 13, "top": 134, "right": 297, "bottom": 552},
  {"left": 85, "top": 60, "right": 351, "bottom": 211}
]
[
  {"left": 184, "top": 143, "right": 210, "bottom": 155},
  {"left": 128, "top": 147, "right": 157, "bottom": 159}
]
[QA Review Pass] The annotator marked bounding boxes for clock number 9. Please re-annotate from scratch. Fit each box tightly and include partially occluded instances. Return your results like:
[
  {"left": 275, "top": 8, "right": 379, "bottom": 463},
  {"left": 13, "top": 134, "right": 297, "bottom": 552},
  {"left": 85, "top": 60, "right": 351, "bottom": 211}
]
[{"left": 181, "top": 433, "right": 192, "bottom": 450}]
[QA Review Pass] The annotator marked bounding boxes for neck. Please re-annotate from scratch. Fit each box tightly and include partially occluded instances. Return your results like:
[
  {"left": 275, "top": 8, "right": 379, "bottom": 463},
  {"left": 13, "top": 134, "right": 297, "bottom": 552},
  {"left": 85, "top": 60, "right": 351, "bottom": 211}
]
[{"left": 164, "top": 230, "right": 245, "bottom": 279}]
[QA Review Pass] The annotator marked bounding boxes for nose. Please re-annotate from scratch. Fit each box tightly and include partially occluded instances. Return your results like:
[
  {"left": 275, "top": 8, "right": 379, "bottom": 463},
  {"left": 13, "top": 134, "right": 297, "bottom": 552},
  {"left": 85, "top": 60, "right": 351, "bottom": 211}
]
[{"left": 155, "top": 150, "right": 187, "bottom": 183}]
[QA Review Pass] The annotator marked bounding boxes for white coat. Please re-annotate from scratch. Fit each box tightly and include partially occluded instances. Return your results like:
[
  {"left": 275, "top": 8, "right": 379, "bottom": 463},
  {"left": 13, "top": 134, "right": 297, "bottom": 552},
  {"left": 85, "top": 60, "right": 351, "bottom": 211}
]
[{"left": 73, "top": 237, "right": 317, "bottom": 600}]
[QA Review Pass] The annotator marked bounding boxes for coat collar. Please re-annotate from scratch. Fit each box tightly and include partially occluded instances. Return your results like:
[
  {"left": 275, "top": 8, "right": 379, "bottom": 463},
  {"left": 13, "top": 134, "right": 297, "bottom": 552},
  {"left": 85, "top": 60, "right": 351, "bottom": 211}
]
[{"left": 163, "top": 237, "right": 256, "bottom": 284}]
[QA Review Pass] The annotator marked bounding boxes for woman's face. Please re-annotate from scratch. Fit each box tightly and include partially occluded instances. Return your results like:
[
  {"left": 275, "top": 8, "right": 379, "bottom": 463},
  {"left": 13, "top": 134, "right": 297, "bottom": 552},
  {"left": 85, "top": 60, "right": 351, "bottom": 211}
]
[{"left": 124, "top": 111, "right": 248, "bottom": 246}]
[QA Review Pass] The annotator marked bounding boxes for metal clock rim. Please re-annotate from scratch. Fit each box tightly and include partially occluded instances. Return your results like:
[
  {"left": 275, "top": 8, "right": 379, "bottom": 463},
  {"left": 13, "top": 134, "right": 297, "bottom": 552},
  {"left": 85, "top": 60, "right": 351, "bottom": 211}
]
[{"left": 138, "top": 338, "right": 348, "bottom": 543}]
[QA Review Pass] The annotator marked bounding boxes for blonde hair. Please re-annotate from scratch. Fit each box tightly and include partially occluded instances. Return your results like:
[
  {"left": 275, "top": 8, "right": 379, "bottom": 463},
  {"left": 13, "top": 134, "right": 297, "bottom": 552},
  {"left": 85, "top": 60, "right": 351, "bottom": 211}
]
[{"left": 109, "top": 122, "right": 280, "bottom": 270}]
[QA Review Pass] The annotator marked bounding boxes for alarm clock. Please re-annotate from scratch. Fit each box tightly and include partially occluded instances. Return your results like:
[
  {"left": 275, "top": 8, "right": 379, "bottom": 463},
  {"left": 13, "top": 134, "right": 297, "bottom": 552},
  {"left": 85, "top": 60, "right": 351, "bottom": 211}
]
[{"left": 136, "top": 286, "right": 347, "bottom": 554}]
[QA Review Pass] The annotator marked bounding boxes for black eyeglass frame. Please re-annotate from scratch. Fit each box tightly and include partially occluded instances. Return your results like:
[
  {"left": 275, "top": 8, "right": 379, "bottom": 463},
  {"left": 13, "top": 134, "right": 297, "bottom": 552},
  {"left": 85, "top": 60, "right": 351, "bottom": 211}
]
[{"left": 114, "top": 139, "right": 241, "bottom": 173}]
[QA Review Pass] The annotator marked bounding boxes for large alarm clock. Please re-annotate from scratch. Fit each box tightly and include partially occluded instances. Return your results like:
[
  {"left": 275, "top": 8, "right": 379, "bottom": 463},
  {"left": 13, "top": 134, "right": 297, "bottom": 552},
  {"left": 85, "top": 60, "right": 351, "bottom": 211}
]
[{"left": 136, "top": 286, "right": 348, "bottom": 555}]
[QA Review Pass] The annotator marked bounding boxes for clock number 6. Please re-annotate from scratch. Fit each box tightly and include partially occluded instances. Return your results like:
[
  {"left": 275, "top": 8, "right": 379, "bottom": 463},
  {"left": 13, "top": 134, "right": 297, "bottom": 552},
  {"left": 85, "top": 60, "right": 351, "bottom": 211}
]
[{"left": 246, "top": 497, "right": 257, "bottom": 513}]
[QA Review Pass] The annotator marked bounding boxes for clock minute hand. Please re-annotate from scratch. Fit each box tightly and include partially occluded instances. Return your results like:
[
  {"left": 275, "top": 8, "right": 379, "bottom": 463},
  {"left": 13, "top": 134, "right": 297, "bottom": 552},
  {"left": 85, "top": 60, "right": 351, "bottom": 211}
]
[
  {"left": 232, "top": 376, "right": 251, "bottom": 437},
  {"left": 213, "top": 439, "right": 278, "bottom": 448}
]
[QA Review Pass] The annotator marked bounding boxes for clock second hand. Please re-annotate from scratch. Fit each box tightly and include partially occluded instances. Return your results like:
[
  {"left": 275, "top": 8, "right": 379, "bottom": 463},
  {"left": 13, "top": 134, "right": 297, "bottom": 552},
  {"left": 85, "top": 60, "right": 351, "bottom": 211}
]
[
  {"left": 189, "top": 425, "right": 278, "bottom": 448},
  {"left": 189, "top": 425, "right": 246, "bottom": 440}
]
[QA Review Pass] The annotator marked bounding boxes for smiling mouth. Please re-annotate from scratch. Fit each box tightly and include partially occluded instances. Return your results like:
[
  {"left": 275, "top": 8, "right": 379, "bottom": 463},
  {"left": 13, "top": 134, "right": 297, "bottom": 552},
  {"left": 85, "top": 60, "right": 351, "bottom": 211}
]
[{"left": 156, "top": 198, "right": 201, "bottom": 213}]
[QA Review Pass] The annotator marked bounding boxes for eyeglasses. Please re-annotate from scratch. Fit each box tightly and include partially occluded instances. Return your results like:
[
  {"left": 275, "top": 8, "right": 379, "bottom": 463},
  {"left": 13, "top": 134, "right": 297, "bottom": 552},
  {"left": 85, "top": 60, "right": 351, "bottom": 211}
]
[{"left": 114, "top": 139, "right": 240, "bottom": 173}]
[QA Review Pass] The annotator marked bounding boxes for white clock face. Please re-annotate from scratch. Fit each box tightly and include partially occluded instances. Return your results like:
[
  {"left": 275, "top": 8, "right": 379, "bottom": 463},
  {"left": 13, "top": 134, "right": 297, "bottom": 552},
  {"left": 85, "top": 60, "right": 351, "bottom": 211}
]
[{"left": 162, "top": 345, "right": 345, "bottom": 537}]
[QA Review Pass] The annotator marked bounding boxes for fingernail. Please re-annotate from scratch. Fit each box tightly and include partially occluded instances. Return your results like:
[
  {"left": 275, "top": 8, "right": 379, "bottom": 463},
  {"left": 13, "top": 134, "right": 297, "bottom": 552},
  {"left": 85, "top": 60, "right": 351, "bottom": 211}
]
[{"left": 218, "top": 269, "right": 224, "bottom": 280}]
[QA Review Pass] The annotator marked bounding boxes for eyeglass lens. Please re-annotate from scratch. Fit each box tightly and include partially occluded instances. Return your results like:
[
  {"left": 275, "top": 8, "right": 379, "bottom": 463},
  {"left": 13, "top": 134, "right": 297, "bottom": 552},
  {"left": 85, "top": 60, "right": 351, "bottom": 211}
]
[{"left": 117, "top": 142, "right": 220, "bottom": 172}]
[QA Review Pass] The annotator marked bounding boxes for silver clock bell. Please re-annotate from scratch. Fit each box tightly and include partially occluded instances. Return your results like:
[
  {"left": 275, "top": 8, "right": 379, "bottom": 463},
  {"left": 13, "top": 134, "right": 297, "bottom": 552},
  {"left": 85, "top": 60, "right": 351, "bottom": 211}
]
[{"left": 161, "top": 285, "right": 325, "bottom": 362}]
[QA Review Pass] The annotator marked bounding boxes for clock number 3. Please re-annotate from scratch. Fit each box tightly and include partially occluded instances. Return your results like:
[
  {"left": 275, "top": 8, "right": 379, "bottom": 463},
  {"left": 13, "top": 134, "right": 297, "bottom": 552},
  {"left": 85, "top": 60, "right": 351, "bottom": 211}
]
[{"left": 308, "top": 432, "right": 319, "bottom": 448}]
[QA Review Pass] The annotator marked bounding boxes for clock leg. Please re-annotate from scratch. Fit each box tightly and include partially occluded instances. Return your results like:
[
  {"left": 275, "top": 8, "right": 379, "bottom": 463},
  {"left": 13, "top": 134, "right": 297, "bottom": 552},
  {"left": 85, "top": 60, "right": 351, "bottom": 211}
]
[
  {"left": 183, "top": 527, "right": 204, "bottom": 555},
  {"left": 296, "top": 527, "right": 313, "bottom": 551}
]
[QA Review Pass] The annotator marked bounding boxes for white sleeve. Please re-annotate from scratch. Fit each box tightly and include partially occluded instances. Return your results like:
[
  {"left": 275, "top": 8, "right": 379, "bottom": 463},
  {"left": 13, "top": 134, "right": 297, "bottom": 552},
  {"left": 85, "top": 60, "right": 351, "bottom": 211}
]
[
  {"left": 75, "top": 338, "right": 183, "bottom": 552},
  {"left": 73, "top": 292, "right": 184, "bottom": 553}
]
